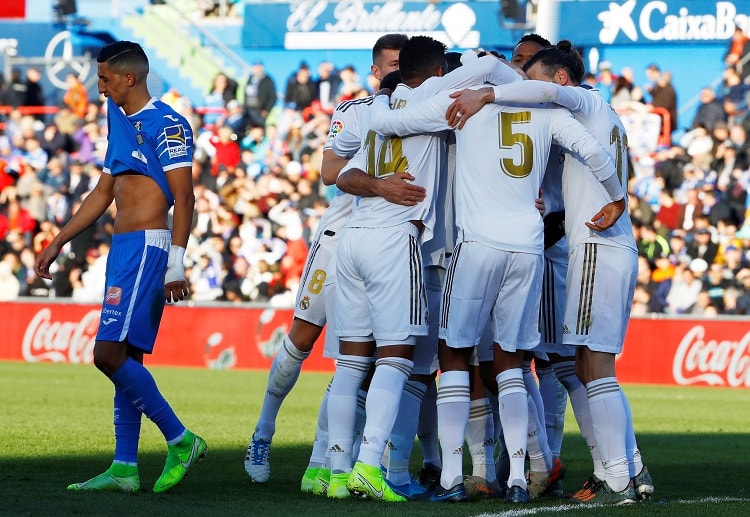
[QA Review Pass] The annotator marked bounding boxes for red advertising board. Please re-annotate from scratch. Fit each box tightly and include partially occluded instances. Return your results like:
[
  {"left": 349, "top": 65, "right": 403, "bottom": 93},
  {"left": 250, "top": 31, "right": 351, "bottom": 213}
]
[
  {"left": 1, "top": 301, "right": 748, "bottom": 388},
  {"left": 0, "top": 2, "right": 25, "bottom": 18}
]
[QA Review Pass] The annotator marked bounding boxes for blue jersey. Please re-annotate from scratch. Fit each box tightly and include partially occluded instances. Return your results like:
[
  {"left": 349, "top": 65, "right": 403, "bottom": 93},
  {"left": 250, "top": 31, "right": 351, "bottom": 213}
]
[{"left": 103, "top": 98, "right": 193, "bottom": 206}]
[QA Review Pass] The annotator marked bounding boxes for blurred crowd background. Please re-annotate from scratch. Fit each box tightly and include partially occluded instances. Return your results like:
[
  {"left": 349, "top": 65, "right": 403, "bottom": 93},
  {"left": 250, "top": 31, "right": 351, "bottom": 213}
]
[{"left": 1, "top": 31, "right": 750, "bottom": 316}]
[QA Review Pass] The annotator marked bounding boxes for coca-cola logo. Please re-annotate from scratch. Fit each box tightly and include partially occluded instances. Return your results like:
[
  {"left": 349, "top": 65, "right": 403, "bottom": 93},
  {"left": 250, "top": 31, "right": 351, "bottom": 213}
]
[
  {"left": 673, "top": 325, "right": 750, "bottom": 388},
  {"left": 22, "top": 308, "right": 99, "bottom": 364}
]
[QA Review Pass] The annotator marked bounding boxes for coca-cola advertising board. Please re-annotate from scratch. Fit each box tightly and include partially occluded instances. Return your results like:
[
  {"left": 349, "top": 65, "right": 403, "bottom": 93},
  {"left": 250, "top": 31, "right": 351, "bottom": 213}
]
[{"left": 2, "top": 301, "right": 748, "bottom": 388}]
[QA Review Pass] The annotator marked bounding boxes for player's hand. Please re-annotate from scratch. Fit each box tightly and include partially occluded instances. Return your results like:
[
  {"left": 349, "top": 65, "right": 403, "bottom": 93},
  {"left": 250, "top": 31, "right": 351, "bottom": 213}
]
[
  {"left": 164, "top": 245, "right": 188, "bottom": 303},
  {"left": 164, "top": 279, "right": 189, "bottom": 304},
  {"left": 585, "top": 198, "right": 626, "bottom": 232},
  {"left": 535, "top": 196, "right": 545, "bottom": 217},
  {"left": 377, "top": 172, "right": 427, "bottom": 206},
  {"left": 34, "top": 242, "right": 60, "bottom": 280},
  {"left": 446, "top": 87, "right": 494, "bottom": 129}
]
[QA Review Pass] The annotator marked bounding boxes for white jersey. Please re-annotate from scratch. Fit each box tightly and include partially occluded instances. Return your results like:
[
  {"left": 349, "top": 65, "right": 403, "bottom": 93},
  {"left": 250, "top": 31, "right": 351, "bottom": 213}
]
[
  {"left": 369, "top": 89, "right": 618, "bottom": 255},
  {"left": 492, "top": 81, "right": 637, "bottom": 252},
  {"left": 314, "top": 96, "right": 378, "bottom": 241},
  {"left": 345, "top": 55, "right": 522, "bottom": 245}
]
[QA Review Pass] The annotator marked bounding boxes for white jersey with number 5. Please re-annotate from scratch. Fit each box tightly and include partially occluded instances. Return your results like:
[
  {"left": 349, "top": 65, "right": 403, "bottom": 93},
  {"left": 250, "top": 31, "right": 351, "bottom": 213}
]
[
  {"left": 491, "top": 81, "right": 636, "bottom": 252},
  {"left": 369, "top": 90, "right": 618, "bottom": 254}
]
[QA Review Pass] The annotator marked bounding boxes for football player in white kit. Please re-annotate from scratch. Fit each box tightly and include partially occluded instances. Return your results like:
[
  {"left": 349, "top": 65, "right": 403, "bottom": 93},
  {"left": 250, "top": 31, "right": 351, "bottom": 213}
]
[
  {"left": 475, "top": 40, "right": 653, "bottom": 505},
  {"left": 367, "top": 56, "right": 626, "bottom": 503},
  {"left": 244, "top": 34, "right": 410, "bottom": 489}
]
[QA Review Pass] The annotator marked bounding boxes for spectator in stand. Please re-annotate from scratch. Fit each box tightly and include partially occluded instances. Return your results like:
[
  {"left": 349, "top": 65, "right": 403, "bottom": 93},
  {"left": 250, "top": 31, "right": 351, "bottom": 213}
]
[
  {"left": 338, "top": 65, "right": 365, "bottom": 101},
  {"left": 649, "top": 70, "right": 678, "bottom": 133},
  {"left": 209, "top": 125, "right": 242, "bottom": 177},
  {"left": 0, "top": 191, "right": 37, "bottom": 243},
  {"left": 23, "top": 68, "right": 46, "bottom": 121},
  {"left": 0, "top": 257, "right": 21, "bottom": 301},
  {"left": 643, "top": 63, "right": 661, "bottom": 100},
  {"left": 610, "top": 69, "right": 644, "bottom": 113},
  {"left": 687, "top": 226, "right": 719, "bottom": 265},
  {"left": 665, "top": 262, "right": 702, "bottom": 314},
  {"left": 691, "top": 87, "right": 727, "bottom": 132},
  {"left": 703, "top": 262, "right": 734, "bottom": 311},
  {"left": 735, "top": 270, "right": 750, "bottom": 314},
  {"left": 22, "top": 136, "right": 48, "bottom": 173},
  {"left": 725, "top": 25, "right": 750, "bottom": 68},
  {"left": 225, "top": 99, "right": 247, "bottom": 138},
  {"left": 654, "top": 188, "right": 684, "bottom": 236},
  {"left": 38, "top": 156, "right": 70, "bottom": 195},
  {"left": 243, "top": 60, "right": 277, "bottom": 129},
  {"left": 315, "top": 61, "right": 341, "bottom": 114},
  {"left": 63, "top": 72, "right": 89, "bottom": 119},
  {"left": 204, "top": 72, "right": 235, "bottom": 126},
  {"left": 284, "top": 62, "right": 317, "bottom": 112},
  {"left": 595, "top": 60, "right": 615, "bottom": 102},
  {"left": 721, "top": 66, "right": 750, "bottom": 126},
  {"left": 637, "top": 222, "right": 670, "bottom": 263},
  {"left": 40, "top": 122, "right": 72, "bottom": 157}
]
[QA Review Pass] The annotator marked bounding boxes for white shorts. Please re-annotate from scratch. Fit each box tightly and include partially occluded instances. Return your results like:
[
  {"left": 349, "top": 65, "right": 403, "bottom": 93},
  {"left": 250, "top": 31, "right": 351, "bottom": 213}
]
[
  {"left": 537, "top": 236, "right": 574, "bottom": 357},
  {"left": 334, "top": 223, "right": 428, "bottom": 344},
  {"left": 293, "top": 234, "right": 337, "bottom": 327},
  {"left": 413, "top": 266, "right": 442, "bottom": 375},
  {"left": 563, "top": 242, "right": 637, "bottom": 354},
  {"left": 439, "top": 241, "right": 542, "bottom": 353}
]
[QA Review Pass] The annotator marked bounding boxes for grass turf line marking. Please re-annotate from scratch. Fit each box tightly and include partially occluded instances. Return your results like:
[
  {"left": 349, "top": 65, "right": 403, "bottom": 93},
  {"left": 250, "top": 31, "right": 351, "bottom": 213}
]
[{"left": 472, "top": 497, "right": 750, "bottom": 517}]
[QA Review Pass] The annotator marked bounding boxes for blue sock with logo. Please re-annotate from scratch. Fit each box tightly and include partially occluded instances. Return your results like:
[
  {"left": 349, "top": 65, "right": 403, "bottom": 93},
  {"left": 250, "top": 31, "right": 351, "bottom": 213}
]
[
  {"left": 113, "top": 386, "right": 142, "bottom": 465},
  {"left": 111, "top": 357, "right": 185, "bottom": 443}
]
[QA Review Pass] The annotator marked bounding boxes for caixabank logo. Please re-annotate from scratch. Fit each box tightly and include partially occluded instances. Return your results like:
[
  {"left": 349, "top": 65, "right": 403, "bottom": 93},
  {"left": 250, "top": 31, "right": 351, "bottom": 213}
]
[{"left": 596, "top": 0, "right": 748, "bottom": 44}]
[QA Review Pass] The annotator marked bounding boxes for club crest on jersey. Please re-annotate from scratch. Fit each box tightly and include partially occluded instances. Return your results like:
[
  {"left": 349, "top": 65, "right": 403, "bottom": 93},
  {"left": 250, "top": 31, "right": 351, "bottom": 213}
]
[
  {"left": 105, "top": 286, "right": 122, "bottom": 305},
  {"left": 329, "top": 119, "right": 343, "bottom": 137},
  {"left": 134, "top": 121, "right": 142, "bottom": 131},
  {"left": 299, "top": 296, "right": 310, "bottom": 310},
  {"left": 159, "top": 124, "right": 189, "bottom": 158}
]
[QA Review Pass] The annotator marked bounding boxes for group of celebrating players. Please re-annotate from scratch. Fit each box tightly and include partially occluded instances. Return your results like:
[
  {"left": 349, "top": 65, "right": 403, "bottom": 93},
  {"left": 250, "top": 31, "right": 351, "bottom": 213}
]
[{"left": 244, "top": 32, "right": 655, "bottom": 506}]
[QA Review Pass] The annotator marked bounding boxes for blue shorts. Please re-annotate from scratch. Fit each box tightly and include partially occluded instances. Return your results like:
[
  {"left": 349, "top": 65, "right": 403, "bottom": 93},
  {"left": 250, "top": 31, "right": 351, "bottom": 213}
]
[{"left": 96, "top": 229, "right": 172, "bottom": 353}]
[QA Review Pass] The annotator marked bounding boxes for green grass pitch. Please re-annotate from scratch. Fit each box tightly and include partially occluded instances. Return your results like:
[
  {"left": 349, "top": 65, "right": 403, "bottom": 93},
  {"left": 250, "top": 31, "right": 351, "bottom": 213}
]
[{"left": 1, "top": 362, "right": 748, "bottom": 516}]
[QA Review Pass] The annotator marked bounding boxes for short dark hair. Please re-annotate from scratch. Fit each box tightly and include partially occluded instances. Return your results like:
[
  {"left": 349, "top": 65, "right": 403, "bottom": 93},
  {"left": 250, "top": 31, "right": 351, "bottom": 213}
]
[
  {"left": 445, "top": 52, "right": 463, "bottom": 74},
  {"left": 517, "top": 33, "right": 551, "bottom": 48},
  {"left": 523, "top": 39, "right": 584, "bottom": 84},
  {"left": 398, "top": 36, "right": 447, "bottom": 83},
  {"left": 379, "top": 70, "right": 402, "bottom": 91},
  {"left": 97, "top": 41, "right": 149, "bottom": 78},
  {"left": 372, "top": 33, "right": 408, "bottom": 63}
]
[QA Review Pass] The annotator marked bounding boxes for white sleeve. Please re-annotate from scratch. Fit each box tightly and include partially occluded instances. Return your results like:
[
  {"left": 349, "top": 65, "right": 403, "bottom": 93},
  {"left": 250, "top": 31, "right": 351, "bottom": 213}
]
[
  {"left": 551, "top": 110, "right": 624, "bottom": 201},
  {"left": 339, "top": 147, "right": 367, "bottom": 178},
  {"left": 369, "top": 93, "right": 453, "bottom": 137},
  {"left": 492, "top": 81, "right": 585, "bottom": 112},
  {"left": 427, "top": 55, "right": 522, "bottom": 95}
]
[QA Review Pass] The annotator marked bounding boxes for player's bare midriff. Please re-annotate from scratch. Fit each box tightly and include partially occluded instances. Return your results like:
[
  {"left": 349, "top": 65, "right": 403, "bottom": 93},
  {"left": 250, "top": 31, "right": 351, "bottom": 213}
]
[{"left": 112, "top": 173, "right": 169, "bottom": 234}]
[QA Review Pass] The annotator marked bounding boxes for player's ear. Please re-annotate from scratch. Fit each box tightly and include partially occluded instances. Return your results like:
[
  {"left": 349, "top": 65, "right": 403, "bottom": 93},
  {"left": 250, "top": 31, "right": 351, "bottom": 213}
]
[{"left": 370, "top": 65, "right": 381, "bottom": 81}]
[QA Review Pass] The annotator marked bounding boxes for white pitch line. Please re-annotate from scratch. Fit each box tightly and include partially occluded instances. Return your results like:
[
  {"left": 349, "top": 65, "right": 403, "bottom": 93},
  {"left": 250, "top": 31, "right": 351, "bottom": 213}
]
[{"left": 471, "top": 497, "right": 750, "bottom": 517}]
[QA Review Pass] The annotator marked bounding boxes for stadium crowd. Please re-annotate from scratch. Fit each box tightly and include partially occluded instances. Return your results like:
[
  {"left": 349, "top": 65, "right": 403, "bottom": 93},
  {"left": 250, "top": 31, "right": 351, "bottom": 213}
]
[{"left": 1, "top": 38, "right": 750, "bottom": 315}]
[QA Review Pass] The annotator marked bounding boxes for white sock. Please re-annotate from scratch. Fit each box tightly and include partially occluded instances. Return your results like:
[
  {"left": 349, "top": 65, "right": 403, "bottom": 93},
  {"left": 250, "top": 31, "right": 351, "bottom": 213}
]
[
  {"left": 351, "top": 389, "right": 368, "bottom": 462},
  {"left": 522, "top": 361, "right": 546, "bottom": 439},
  {"left": 537, "top": 364, "right": 567, "bottom": 457},
  {"left": 386, "top": 380, "right": 427, "bottom": 485},
  {"left": 465, "top": 397, "right": 496, "bottom": 481},
  {"left": 620, "top": 387, "right": 643, "bottom": 478},
  {"left": 357, "top": 357, "right": 413, "bottom": 468},
  {"left": 587, "top": 377, "right": 630, "bottom": 492},
  {"left": 327, "top": 355, "right": 372, "bottom": 474},
  {"left": 307, "top": 380, "right": 330, "bottom": 468},
  {"left": 554, "top": 361, "right": 604, "bottom": 479},
  {"left": 255, "top": 336, "right": 310, "bottom": 438},
  {"left": 496, "top": 368, "right": 528, "bottom": 489},
  {"left": 417, "top": 378, "right": 441, "bottom": 469},
  {"left": 436, "top": 370, "right": 470, "bottom": 490},
  {"left": 526, "top": 394, "right": 553, "bottom": 473}
]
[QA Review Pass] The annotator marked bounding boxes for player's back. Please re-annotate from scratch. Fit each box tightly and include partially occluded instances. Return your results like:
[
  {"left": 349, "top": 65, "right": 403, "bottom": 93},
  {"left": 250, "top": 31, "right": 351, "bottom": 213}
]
[
  {"left": 453, "top": 103, "right": 569, "bottom": 254},
  {"left": 560, "top": 87, "right": 636, "bottom": 252}
]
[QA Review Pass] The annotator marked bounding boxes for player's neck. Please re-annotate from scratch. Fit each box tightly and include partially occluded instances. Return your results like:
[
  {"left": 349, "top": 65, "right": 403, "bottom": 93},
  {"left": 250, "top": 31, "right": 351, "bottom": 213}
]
[{"left": 120, "top": 91, "right": 152, "bottom": 116}]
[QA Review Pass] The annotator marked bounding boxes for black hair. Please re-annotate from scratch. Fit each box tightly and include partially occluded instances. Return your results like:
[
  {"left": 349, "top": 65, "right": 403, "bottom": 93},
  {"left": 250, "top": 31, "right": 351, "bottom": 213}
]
[
  {"left": 445, "top": 52, "right": 463, "bottom": 73},
  {"left": 379, "top": 70, "right": 402, "bottom": 91},
  {"left": 372, "top": 33, "right": 409, "bottom": 63},
  {"left": 96, "top": 41, "right": 149, "bottom": 78},
  {"left": 517, "top": 33, "right": 551, "bottom": 48},
  {"left": 522, "top": 39, "right": 585, "bottom": 85},
  {"left": 398, "top": 36, "right": 448, "bottom": 83}
]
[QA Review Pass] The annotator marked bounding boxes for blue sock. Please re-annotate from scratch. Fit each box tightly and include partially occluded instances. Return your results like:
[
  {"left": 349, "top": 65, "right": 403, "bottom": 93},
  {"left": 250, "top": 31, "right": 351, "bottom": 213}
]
[
  {"left": 111, "top": 357, "right": 185, "bottom": 443},
  {"left": 113, "top": 386, "right": 142, "bottom": 465}
]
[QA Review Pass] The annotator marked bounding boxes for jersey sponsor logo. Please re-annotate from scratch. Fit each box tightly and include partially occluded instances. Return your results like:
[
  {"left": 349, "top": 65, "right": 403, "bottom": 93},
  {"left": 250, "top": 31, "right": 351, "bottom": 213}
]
[
  {"left": 159, "top": 124, "right": 189, "bottom": 159},
  {"left": 105, "top": 286, "right": 122, "bottom": 305}
]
